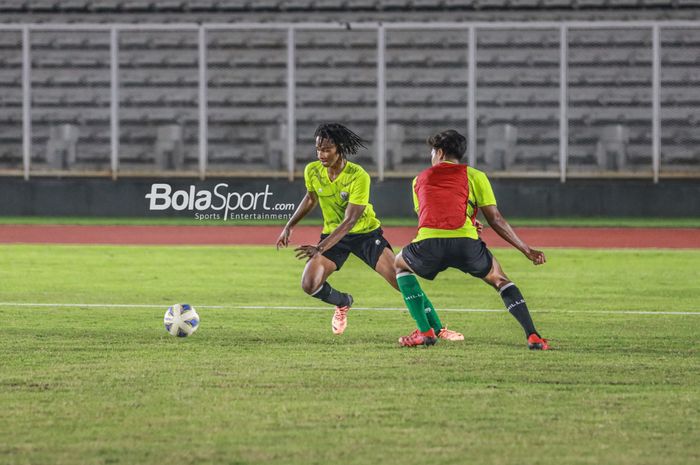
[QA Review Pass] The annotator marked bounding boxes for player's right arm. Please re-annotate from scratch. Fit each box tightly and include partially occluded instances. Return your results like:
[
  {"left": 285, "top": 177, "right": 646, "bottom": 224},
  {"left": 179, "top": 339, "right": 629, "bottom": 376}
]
[
  {"left": 277, "top": 163, "right": 321, "bottom": 249},
  {"left": 276, "top": 191, "right": 318, "bottom": 249},
  {"left": 481, "top": 205, "right": 546, "bottom": 265}
]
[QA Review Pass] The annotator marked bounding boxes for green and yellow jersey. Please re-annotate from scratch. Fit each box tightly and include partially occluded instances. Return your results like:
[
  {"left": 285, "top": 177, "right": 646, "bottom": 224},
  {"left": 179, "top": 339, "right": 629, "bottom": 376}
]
[
  {"left": 412, "top": 164, "right": 497, "bottom": 242},
  {"left": 304, "top": 160, "right": 381, "bottom": 235}
]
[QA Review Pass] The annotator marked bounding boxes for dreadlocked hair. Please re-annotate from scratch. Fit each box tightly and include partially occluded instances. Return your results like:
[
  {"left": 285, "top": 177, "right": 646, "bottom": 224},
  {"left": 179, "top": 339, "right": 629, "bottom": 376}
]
[{"left": 314, "top": 123, "right": 367, "bottom": 158}]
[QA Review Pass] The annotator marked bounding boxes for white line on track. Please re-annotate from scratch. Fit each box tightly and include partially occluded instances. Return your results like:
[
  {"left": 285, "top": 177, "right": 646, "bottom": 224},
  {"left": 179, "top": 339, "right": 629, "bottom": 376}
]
[{"left": 0, "top": 302, "right": 698, "bottom": 316}]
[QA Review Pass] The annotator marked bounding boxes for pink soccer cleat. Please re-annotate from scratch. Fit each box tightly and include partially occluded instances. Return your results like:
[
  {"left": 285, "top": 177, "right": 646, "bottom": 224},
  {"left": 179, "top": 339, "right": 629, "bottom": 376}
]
[
  {"left": 331, "top": 295, "right": 353, "bottom": 335},
  {"left": 437, "top": 326, "right": 464, "bottom": 341},
  {"left": 331, "top": 305, "right": 350, "bottom": 334}
]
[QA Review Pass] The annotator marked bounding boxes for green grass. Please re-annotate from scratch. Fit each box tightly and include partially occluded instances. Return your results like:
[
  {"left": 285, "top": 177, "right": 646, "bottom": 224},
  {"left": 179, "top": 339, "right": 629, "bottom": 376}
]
[
  {"left": 0, "top": 245, "right": 699, "bottom": 465},
  {"left": 1, "top": 215, "right": 699, "bottom": 228}
]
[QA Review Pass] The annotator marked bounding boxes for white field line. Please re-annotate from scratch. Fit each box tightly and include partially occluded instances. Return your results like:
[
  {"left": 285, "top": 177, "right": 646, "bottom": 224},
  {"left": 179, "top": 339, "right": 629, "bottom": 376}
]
[{"left": 0, "top": 302, "right": 698, "bottom": 316}]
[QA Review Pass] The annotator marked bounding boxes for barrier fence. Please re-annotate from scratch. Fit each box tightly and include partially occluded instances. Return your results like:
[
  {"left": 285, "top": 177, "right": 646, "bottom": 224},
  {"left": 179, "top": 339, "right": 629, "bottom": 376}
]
[{"left": 0, "top": 21, "right": 698, "bottom": 182}]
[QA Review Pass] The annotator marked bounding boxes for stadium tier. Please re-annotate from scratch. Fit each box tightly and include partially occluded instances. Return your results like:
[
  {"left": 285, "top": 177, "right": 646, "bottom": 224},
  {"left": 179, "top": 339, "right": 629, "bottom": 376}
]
[
  {"left": 1, "top": 0, "right": 699, "bottom": 19},
  {"left": 0, "top": 16, "right": 699, "bottom": 177}
]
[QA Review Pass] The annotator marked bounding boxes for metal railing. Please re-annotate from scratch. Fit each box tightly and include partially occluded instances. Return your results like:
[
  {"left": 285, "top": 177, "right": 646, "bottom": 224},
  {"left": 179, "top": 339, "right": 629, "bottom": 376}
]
[{"left": 1, "top": 21, "right": 698, "bottom": 182}]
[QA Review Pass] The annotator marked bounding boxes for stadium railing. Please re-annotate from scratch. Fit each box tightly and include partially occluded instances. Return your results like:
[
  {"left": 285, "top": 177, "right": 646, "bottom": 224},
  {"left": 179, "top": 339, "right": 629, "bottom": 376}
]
[{"left": 0, "top": 21, "right": 698, "bottom": 182}]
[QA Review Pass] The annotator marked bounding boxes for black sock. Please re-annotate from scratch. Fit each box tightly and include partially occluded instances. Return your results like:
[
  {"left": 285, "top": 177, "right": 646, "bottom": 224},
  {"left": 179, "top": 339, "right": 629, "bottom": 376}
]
[
  {"left": 311, "top": 282, "right": 352, "bottom": 307},
  {"left": 499, "top": 283, "right": 538, "bottom": 337}
]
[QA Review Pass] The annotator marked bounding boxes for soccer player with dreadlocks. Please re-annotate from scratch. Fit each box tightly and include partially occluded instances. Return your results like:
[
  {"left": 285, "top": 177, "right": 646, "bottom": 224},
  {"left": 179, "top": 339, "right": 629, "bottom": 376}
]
[{"left": 276, "top": 123, "right": 464, "bottom": 340}]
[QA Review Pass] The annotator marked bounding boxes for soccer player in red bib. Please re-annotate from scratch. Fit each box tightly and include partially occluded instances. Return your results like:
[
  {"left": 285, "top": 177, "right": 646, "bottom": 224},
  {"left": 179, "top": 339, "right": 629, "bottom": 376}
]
[{"left": 394, "top": 129, "right": 550, "bottom": 350}]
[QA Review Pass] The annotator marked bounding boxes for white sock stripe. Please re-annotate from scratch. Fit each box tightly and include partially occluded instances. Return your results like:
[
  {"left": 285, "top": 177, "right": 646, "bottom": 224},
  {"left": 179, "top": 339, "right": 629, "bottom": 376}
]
[
  {"left": 310, "top": 284, "right": 325, "bottom": 296},
  {"left": 396, "top": 272, "right": 414, "bottom": 278},
  {"left": 498, "top": 282, "right": 515, "bottom": 295}
]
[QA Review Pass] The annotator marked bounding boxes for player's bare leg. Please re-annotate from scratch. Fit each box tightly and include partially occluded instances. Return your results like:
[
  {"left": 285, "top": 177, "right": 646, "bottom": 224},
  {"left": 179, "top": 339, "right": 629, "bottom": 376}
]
[
  {"left": 481, "top": 255, "right": 511, "bottom": 290},
  {"left": 481, "top": 254, "right": 549, "bottom": 350},
  {"left": 301, "top": 254, "right": 353, "bottom": 335},
  {"left": 300, "top": 253, "right": 337, "bottom": 296},
  {"left": 374, "top": 247, "right": 399, "bottom": 291},
  {"left": 394, "top": 250, "right": 414, "bottom": 275}
]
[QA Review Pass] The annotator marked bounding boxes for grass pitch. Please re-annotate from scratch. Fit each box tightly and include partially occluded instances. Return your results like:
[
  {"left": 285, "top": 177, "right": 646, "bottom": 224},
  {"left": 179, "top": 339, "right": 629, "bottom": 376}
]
[{"left": 0, "top": 245, "right": 698, "bottom": 465}]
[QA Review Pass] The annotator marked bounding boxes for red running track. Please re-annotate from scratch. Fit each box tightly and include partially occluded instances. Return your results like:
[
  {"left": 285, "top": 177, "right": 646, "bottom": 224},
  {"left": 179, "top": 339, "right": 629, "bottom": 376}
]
[{"left": 0, "top": 224, "right": 698, "bottom": 248}]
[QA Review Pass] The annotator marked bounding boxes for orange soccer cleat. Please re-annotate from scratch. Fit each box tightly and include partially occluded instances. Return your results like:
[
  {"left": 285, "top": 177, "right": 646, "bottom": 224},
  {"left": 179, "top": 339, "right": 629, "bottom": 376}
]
[{"left": 527, "top": 333, "right": 551, "bottom": 350}]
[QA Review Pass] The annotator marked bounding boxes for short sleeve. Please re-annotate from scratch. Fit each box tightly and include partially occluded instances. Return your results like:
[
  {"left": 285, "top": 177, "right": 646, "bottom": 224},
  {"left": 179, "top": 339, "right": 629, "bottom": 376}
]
[
  {"left": 471, "top": 170, "right": 497, "bottom": 207},
  {"left": 348, "top": 171, "right": 370, "bottom": 205},
  {"left": 411, "top": 177, "right": 419, "bottom": 213},
  {"left": 304, "top": 163, "right": 315, "bottom": 193}
]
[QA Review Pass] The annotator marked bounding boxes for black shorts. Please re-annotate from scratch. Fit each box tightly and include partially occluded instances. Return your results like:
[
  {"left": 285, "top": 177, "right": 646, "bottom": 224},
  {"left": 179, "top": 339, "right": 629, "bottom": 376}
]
[
  {"left": 401, "top": 237, "right": 493, "bottom": 280},
  {"left": 320, "top": 227, "right": 392, "bottom": 271}
]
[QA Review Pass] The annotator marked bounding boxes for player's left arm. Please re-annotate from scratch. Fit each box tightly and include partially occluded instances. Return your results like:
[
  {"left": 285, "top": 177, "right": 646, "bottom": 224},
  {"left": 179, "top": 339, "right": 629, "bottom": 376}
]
[
  {"left": 481, "top": 205, "right": 546, "bottom": 265},
  {"left": 473, "top": 170, "right": 544, "bottom": 265},
  {"left": 411, "top": 177, "right": 419, "bottom": 216}
]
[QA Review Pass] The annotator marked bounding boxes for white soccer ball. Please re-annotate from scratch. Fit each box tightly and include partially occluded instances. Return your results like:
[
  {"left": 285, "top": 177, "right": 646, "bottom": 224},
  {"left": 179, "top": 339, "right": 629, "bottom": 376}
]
[{"left": 164, "top": 304, "right": 200, "bottom": 337}]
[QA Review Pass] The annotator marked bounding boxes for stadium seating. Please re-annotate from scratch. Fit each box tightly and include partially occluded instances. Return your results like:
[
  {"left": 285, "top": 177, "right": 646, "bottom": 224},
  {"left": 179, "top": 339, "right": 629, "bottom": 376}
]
[
  {"left": 45, "top": 123, "right": 79, "bottom": 169},
  {"left": 0, "top": 118, "right": 22, "bottom": 169},
  {"left": 593, "top": 124, "right": 630, "bottom": 170},
  {"left": 0, "top": 10, "right": 698, "bottom": 175},
  {"left": 0, "top": 0, "right": 696, "bottom": 15},
  {"left": 657, "top": 27, "right": 700, "bottom": 170},
  {"left": 484, "top": 123, "right": 518, "bottom": 170}
]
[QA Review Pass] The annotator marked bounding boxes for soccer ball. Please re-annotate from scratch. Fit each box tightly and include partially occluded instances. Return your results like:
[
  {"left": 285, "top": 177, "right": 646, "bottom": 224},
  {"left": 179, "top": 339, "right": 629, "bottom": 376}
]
[{"left": 164, "top": 304, "right": 200, "bottom": 337}]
